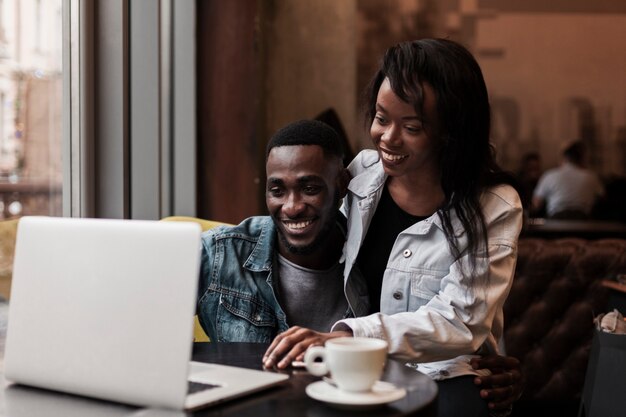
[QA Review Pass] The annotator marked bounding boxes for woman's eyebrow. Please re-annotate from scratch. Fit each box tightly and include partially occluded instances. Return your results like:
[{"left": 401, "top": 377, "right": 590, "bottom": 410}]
[{"left": 376, "top": 103, "right": 421, "bottom": 121}]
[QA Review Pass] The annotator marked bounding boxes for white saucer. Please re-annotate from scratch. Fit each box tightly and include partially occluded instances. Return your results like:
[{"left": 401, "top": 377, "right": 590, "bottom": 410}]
[{"left": 305, "top": 380, "right": 407, "bottom": 409}]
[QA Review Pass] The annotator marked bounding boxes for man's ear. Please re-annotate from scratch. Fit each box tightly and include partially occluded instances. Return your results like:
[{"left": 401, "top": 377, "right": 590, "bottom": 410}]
[{"left": 337, "top": 168, "right": 351, "bottom": 199}]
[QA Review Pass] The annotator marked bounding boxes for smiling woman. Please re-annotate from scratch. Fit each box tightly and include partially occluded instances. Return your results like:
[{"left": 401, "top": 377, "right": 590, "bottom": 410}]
[{"left": 262, "top": 39, "right": 523, "bottom": 417}]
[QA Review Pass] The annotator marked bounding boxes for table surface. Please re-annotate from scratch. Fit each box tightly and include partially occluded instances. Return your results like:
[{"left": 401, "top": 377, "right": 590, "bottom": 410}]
[
  {"left": 523, "top": 218, "right": 626, "bottom": 239},
  {"left": 0, "top": 302, "right": 437, "bottom": 417},
  {"left": 601, "top": 279, "right": 626, "bottom": 294}
]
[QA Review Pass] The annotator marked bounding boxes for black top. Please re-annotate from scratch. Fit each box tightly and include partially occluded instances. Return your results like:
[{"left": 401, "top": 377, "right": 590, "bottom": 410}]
[{"left": 356, "top": 185, "right": 426, "bottom": 313}]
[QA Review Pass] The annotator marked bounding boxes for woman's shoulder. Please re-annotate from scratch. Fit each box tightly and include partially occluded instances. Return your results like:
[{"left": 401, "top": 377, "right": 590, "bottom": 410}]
[
  {"left": 480, "top": 184, "right": 523, "bottom": 221},
  {"left": 482, "top": 183, "right": 521, "bottom": 207}
]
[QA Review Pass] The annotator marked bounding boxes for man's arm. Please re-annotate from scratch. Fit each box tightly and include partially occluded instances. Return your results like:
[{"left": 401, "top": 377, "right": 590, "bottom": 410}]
[{"left": 262, "top": 327, "right": 352, "bottom": 369}]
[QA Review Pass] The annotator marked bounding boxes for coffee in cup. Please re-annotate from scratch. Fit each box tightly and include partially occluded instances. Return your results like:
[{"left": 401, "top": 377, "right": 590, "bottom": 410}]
[{"left": 304, "top": 337, "right": 388, "bottom": 392}]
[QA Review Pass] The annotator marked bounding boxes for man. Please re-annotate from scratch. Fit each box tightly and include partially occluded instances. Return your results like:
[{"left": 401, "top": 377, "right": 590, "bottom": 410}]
[
  {"left": 196, "top": 119, "right": 521, "bottom": 411},
  {"left": 532, "top": 140, "right": 604, "bottom": 219},
  {"left": 196, "top": 120, "right": 368, "bottom": 343}
]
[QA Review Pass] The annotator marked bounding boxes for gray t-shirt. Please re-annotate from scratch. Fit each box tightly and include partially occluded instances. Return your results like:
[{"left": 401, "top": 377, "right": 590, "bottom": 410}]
[{"left": 276, "top": 254, "right": 348, "bottom": 332}]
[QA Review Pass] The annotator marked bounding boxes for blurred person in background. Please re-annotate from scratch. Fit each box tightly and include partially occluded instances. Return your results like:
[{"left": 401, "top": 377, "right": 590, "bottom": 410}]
[
  {"left": 532, "top": 140, "right": 604, "bottom": 219},
  {"left": 516, "top": 152, "right": 542, "bottom": 216}
]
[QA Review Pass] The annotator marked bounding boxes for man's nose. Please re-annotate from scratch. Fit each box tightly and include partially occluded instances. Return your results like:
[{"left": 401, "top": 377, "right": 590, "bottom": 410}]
[{"left": 282, "top": 193, "right": 305, "bottom": 217}]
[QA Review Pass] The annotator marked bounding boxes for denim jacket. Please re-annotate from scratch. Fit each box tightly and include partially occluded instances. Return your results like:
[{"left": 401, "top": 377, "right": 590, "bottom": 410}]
[
  {"left": 335, "top": 150, "right": 523, "bottom": 380},
  {"left": 197, "top": 216, "right": 369, "bottom": 343}
]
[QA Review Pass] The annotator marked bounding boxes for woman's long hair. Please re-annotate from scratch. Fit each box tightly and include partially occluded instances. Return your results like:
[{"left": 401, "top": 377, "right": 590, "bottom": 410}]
[{"left": 364, "top": 38, "right": 518, "bottom": 280}]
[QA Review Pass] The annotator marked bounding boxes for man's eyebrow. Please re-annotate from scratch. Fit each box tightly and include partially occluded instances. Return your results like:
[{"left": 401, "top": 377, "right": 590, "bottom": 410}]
[
  {"left": 297, "top": 175, "right": 324, "bottom": 183},
  {"left": 267, "top": 177, "right": 284, "bottom": 186},
  {"left": 267, "top": 175, "right": 324, "bottom": 185}
]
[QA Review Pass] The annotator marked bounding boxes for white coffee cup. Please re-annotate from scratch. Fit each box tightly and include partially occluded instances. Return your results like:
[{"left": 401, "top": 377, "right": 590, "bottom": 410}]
[{"left": 304, "top": 337, "right": 388, "bottom": 392}]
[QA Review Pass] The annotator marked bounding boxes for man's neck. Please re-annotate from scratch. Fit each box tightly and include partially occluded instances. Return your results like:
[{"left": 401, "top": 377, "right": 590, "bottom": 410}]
[{"left": 277, "top": 222, "right": 344, "bottom": 271}]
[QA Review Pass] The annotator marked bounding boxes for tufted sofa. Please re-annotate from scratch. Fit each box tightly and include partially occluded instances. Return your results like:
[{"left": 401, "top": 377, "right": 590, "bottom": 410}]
[{"left": 504, "top": 237, "right": 626, "bottom": 416}]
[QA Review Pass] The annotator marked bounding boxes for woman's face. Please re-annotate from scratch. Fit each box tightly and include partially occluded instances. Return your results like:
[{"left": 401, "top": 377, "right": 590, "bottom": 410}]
[{"left": 370, "top": 78, "right": 439, "bottom": 180}]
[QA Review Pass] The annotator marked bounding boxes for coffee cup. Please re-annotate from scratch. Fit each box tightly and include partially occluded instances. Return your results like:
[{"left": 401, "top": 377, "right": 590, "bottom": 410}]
[{"left": 304, "top": 337, "right": 388, "bottom": 392}]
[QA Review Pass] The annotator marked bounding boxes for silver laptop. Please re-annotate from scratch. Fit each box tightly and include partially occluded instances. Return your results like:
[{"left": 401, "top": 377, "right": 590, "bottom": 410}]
[{"left": 3, "top": 216, "right": 288, "bottom": 410}]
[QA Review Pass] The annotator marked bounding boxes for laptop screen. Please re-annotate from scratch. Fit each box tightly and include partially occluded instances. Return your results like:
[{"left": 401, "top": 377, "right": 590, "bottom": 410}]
[{"left": 4, "top": 217, "right": 202, "bottom": 409}]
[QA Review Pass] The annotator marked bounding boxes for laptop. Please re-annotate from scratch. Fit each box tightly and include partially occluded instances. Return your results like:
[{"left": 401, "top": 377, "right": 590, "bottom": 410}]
[{"left": 3, "top": 216, "right": 288, "bottom": 410}]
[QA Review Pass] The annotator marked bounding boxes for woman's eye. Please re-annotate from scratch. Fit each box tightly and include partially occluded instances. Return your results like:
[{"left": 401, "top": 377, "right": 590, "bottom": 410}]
[
  {"left": 375, "top": 115, "right": 387, "bottom": 124},
  {"left": 406, "top": 125, "right": 423, "bottom": 134}
]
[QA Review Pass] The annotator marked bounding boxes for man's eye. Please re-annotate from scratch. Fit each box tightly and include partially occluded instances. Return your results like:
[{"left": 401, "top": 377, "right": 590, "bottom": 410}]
[
  {"left": 268, "top": 188, "right": 284, "bottom": 196},
  {"left": 303, "top": 186, "right": 321, "bottom": 194}
]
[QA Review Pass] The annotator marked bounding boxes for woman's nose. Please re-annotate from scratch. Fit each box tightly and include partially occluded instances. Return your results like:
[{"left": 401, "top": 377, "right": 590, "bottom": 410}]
[{"left": 380, "top": 125, "right": 400, "bottom": 145}]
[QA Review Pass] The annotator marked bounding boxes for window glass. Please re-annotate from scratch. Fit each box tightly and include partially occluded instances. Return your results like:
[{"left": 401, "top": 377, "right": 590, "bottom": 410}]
[{"left": 0, "top": 0, "right": 63, "bottom": 220}]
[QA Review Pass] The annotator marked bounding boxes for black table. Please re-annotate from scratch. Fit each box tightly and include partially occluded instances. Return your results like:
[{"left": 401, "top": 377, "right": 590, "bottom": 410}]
[
  {"left": 191, "top": 342, "right": 438, "bottom": 416},
  {"left": 0, "top": 342, "right": 438, "bottom": 417}
]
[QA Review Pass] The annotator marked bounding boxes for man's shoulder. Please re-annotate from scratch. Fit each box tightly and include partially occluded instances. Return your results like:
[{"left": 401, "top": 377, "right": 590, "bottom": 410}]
[
  {"left": 536, "top": 167, "right": 562, "bottom": 188},
  {"left": 201, "top": 216, "right": 274, "bottom": 242}
]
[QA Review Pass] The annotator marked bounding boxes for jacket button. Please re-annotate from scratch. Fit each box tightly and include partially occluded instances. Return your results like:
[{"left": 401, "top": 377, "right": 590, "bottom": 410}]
[
  {"left": 393, "top": 291, "right": 403, "bottom": 300},
  {"left": 403, "top": 249, "right": 412, "bottom": 258}
]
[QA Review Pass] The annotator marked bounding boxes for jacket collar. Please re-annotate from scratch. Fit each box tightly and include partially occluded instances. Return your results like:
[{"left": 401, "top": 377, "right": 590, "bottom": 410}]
[
  {"left": 347, "top": 151, "right": 386, "bottom": 198},
  {"left": 346, "top": 151, "right": 466, "bottom": 237},
  {"left": 242, "top": 217, "right": 276, "bottom": 272}
]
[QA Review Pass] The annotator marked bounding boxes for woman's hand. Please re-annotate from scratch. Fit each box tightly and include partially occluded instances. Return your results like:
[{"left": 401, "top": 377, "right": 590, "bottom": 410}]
[
  {"left": 470, "top": 355, "right": 523, "bottom": 412},
  {"left": 262, "top": 326, "right": 352, "bottom": 369}
]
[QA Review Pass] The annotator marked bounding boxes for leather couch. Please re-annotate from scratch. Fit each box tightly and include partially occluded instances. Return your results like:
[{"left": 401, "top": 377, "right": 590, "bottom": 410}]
[{"left": 504, "top": 237, "right": 626, "bottom": 415}]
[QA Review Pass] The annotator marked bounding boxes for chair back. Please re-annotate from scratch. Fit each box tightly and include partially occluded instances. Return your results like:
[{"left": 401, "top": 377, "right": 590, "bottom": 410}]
[
  {"left": 161, "top": 216, "right": 231, "bottom": 342},
  {"left": 0, "top": 218, "right": 20, "bottom": 300}
]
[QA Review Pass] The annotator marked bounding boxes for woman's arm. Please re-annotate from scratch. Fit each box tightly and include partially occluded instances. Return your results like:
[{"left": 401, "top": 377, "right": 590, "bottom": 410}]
[{"left": 337, "top": 186, "right": 523, "bottom": 361}]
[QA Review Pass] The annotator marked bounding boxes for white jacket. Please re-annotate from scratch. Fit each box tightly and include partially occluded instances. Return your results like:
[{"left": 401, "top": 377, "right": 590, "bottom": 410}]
[{"left": 335, "top": 150, "right": 523, "bottom": 380}]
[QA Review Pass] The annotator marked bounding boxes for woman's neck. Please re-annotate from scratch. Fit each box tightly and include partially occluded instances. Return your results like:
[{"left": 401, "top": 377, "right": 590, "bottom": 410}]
[{"left": 387, "top": 173, "right": 444, "bottom": 217}]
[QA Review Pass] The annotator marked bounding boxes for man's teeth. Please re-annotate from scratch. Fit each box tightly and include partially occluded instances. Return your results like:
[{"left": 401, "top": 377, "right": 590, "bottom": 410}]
[
  {"left": 381, "top": 150, "right": 407, "bottom": 162},
  {"left": 285, "top": 220, "right": 313, "bottom": 230}
]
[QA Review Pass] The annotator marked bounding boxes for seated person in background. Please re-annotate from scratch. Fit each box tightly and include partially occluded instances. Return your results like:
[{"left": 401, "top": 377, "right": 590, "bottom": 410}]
[
  {"left": 197, "top": 119, "right": 522, "bottom": 412},
  {"left": 516, "top": 152, "right": 542, "bottom": 214},
  {"left": 532, "top": 140, "right": 604, "bottom": 219}
]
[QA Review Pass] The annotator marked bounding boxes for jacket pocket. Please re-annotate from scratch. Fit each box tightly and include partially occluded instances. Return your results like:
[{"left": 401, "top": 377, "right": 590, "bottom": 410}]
[
  {"left": 409, "top": 273, "right": 442, "bottom": 310},
  {"left": 216, "top": 291, "right": 276, "bottom": 343}
]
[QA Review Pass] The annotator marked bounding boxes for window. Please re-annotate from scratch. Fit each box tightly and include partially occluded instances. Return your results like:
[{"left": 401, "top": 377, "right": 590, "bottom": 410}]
[{"left": 0, "top": 0, "right": 63, "bottom": 220}]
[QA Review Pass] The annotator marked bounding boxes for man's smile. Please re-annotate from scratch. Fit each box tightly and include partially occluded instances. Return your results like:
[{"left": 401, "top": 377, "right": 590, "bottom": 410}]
[{"left": 281, "top": 219, "right": 316, "bottom": 233}]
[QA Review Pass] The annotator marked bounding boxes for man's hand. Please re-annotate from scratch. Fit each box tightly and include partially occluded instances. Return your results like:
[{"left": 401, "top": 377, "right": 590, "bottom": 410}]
[
  {"left": 262, "top": 327, "right": 352, "bottom": 369},
  {"left": 470, "top": 355, "right": 523, "bottom": 412}
]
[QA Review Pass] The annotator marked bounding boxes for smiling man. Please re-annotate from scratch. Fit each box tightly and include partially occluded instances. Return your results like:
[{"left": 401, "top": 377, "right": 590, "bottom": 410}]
[{"left": 195, "top": 120, "right": 369, "bottom": 343}]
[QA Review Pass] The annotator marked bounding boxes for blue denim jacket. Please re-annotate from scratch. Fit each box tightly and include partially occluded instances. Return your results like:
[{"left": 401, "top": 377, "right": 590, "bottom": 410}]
[{"left": 197, "top": 216, "right": 369, "bottom": 343}]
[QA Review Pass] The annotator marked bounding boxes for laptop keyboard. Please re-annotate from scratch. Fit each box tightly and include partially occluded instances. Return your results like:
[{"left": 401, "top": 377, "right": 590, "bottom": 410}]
[{"left": 188, "top": 380, "right": 221, "bottom": 395}]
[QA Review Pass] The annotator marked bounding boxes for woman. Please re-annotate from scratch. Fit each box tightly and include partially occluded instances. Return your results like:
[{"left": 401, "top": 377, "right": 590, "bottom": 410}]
[{"left": 264, "top": 39, "right": 523, "bottom": 416}]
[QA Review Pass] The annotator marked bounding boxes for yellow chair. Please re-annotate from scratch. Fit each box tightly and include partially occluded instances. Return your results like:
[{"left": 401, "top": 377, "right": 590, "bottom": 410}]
[
  {"left": 0, "top": 218, "right": 20, "bottom": 301},
  {"left": 161, "top": 216, "right": 232, "bottom": 342}
]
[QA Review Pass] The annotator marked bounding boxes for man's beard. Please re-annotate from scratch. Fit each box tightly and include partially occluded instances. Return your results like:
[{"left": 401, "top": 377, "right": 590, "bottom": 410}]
[{"left": 274, "top": 191, "right": 341, "bottom": 255}]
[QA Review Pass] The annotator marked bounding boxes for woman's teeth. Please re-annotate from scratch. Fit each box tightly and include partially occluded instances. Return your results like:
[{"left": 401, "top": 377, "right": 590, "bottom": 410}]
[{"left": 381, "top": 150, "right": 408, "bottom": 162}]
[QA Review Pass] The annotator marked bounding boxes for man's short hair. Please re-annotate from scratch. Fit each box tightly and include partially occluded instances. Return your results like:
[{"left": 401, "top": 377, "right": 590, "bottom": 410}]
[
  {"left": 562, "top": 140, "right": 585, "bottom": 165},
  {"left": 266, "top": 119, "right": 344, "bottom": 161}
]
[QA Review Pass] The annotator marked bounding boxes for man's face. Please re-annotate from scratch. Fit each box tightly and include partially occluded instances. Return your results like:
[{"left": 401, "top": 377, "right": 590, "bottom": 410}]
[{"left": 266, "top": 145, "right": 343, "bottom": 257}]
